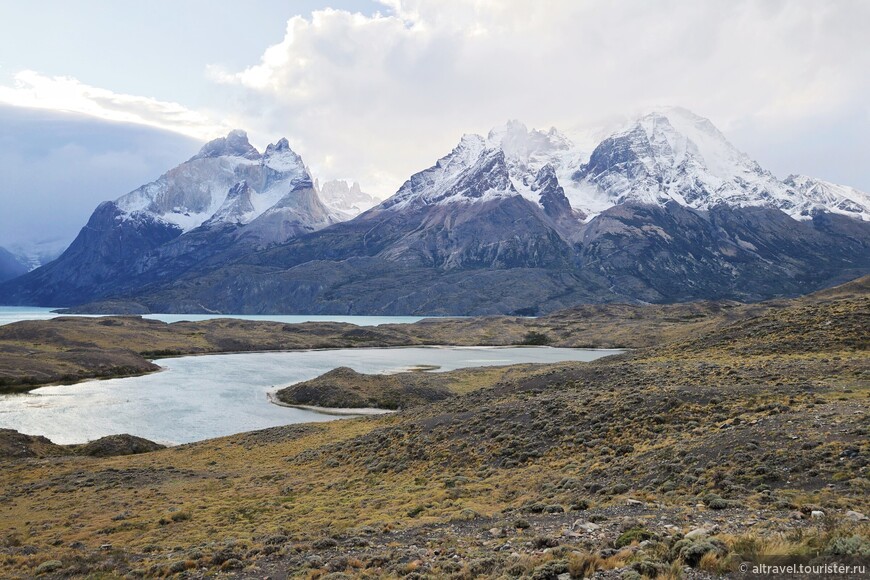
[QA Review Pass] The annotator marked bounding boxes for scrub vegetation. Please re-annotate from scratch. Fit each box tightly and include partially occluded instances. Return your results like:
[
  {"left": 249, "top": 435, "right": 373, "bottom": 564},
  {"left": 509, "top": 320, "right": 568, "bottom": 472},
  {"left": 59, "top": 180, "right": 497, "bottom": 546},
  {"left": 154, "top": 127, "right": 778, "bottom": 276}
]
[{"left": 0, "top": 276, "right": 867, "bottom": 577}]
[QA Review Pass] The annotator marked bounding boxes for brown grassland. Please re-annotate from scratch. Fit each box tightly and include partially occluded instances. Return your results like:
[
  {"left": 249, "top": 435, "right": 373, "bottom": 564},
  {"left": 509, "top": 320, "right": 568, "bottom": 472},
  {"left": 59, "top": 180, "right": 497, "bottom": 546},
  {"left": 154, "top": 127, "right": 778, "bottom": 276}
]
[{"left": 0, "top": 276, "right": 867, "bottom": 578}]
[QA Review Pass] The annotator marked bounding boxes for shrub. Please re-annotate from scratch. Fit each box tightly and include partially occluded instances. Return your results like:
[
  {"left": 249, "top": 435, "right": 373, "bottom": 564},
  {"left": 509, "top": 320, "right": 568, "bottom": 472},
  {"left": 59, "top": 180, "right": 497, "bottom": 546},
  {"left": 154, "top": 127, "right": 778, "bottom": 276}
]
[
  {"left": 530, "top": 560, "right": 568, "bottom": 580},
  {"left": 452, "top": 508, "right": 479, "bottom": 521},
  {"left": 826, "top": 535, "right": 870, "bottom": 557},
  {"left": 468, "top": 557, "right": 497, "bottom": 575},
  {"left": 521, "top": 332, "right": 552, "bottom": 346},
  {"left": 170, "top": 511, "right": 191, "bottom": 522},
  {"left": 632, "top": 560, "right": 667, "bottom": 577},
  {"left": 313, "top": 538, "right": 338, "bottom": 549},
  {"left": 220, "top": 559, "right": 243, "bottom": 571},
  {"left": 569, "top": 499, "right": 590, "bottom": 511},
  {"left": 533, "top": 536, "right": 560, "bottom": 549},
  {"left": 35, "top": 560, "right": 63, "bottom": 575},
  {"left": 704, "top": 493, "right": 738, "bottom": 510},
  {"left": 615, "top": 528, "right": 654, "bottom": 548},
  {"left": 673, "top": 538, "right": 727, "bottom": 567}
]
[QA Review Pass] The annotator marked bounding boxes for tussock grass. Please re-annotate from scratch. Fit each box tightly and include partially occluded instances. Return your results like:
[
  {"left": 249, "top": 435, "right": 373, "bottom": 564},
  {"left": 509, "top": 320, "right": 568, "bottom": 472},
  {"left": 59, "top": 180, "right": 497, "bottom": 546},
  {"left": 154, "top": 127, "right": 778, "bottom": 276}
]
[{"left": 0, "top": 277, "right": 867, "bottom": 577}]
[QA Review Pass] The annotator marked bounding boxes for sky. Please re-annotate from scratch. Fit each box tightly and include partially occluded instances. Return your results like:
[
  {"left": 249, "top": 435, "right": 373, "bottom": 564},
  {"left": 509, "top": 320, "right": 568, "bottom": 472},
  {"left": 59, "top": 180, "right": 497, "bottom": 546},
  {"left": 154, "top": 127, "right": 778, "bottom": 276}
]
[{"left": 1, "top": 0, "right": 868, "bottom": 254}]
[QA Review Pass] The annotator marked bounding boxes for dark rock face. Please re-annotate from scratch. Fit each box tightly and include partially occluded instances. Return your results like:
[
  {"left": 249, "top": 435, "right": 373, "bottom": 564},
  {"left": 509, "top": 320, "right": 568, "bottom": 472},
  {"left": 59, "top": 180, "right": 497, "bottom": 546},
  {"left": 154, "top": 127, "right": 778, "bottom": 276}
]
[
  {"left": 575, "top": 203, "right": 870, "bottom": 303},
  {"left": 4, "top": 190, "right": 870, "bottom": 314},
  {"left": 534, "top": 165, "right": 573, "bottom": 219},
  {"left": 576, "top": 126, "right": 649, "bottom": 182},
  {"left": 533, "top": 164, "right": 585, "bottom": 231},
  {"left": 104, "top": 200, "right": 870, "bottom": 315},
  {"left": 0, "top": 202, "right": 183, "bottom": 306}
]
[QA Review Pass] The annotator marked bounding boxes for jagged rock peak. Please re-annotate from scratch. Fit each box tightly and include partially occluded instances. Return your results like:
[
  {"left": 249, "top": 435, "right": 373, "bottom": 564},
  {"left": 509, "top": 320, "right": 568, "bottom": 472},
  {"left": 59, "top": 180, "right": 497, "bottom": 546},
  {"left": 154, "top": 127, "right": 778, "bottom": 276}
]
[
  {"left": 532, "top": 164, "right": 579, "bottom": 222},
  {"left": 262, "top": 138, "right": 307, "bottom": 175},
  {"left": 205, "top": 180, "right": 256, "bottom": 226},
  {"left": 486, "top": 120, "right": 573, "bottom": 162},
  {"left": 264, "top": 137, "right": 291, "bottom": 155},
  {"left": 383, "top": 133, "right": 514, "bottom": 211},
  {"left": 193, "top": 129, "right": 260, "bottom": 161}
]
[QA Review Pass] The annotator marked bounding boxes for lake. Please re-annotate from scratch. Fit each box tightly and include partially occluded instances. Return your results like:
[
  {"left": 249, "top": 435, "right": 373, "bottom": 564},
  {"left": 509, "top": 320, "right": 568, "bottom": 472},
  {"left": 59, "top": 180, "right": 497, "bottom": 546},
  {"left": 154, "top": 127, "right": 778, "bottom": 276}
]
[
  {"left": 0, "top": 306, "right": 427, "bottom": 326},
  {"left": 0, "top": 346, "right": 621, "bottom": 445}
]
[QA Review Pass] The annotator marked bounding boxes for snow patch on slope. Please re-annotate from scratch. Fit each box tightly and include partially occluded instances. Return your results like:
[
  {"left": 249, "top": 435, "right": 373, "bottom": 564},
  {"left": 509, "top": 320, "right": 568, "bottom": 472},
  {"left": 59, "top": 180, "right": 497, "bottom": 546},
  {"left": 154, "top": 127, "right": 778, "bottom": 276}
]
[{"left": 784, "top": 175, "right": 870, "bottom": 221}]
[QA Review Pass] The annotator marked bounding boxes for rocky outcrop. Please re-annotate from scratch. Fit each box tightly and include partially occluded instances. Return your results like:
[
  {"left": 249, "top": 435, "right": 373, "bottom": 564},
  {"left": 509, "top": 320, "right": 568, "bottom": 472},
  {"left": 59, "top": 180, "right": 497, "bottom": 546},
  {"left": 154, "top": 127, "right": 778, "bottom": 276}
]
[
  {"left": 0, "top": 429, "right": 68, "bottom": 458},
  {"left": 75, "top": 434, "right": 166, "bottom": 457},
  {"left": 275, "top": 367, "right": 454, "bottom": 410},
  {"left": 0, "top": 429, "right": 164, "bottom": 458}
]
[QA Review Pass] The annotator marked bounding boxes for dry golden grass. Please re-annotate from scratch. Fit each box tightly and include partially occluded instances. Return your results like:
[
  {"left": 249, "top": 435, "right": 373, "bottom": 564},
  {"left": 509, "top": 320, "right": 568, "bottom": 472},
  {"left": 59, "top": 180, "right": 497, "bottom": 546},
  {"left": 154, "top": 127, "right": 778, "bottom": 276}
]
[{"left": 0, "top": 276, "right": 866, "bottom": 577}]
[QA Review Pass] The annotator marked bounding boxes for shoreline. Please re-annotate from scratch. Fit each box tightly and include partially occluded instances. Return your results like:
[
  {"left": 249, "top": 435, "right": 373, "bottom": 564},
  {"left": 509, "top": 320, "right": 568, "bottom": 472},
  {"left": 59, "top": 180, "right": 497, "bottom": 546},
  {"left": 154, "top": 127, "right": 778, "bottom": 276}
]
[
  {"left": 266, "top": 392, "right": 395, "bottom": 416},
  {"left": 2, "top": 345, "right": 626, "bottom": 395}
]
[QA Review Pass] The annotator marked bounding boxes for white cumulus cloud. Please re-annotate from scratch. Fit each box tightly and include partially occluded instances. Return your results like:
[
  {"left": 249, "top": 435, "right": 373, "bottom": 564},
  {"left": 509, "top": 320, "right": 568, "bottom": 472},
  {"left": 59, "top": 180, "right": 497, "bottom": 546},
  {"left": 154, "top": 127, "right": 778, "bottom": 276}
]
[
  {"left": 210, "top": 0, "right": 870, "bottom": 196},
  {"left": 0, "top": 70, "right": 231, "bottom": 141}
]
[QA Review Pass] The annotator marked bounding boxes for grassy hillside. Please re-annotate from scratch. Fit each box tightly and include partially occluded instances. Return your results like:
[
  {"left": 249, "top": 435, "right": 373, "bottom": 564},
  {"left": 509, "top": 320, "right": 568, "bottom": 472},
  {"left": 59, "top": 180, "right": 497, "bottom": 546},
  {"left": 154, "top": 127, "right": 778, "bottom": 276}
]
[{"left": 0, "top": 277, "right": 867, "bottom": 578}]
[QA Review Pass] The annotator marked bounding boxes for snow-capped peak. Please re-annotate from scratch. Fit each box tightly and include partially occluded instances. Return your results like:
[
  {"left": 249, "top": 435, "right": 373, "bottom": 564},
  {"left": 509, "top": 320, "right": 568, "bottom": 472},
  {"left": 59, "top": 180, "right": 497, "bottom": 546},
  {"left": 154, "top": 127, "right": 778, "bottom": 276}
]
[
  {"left": 191, "top": 129, "right": 260, "bottom": 161},
  {"left": 568, "top": 108, "right": 809, "bottom": 219},
  {"left": 375, "top": 109, "right": 870, "bottom": 224},
  {"left": 483, "top": 120, "right": 587, "bottom": 209},
  {"left": 382, "top": 133, "right": 516, "bottom": 210},
  {"left": 262, "top": 137, "right": 307, "bottom": 174},
  {"left": 113, "top": 131, "right": 334, "bottom": 233},
  {"left": 379, "top": 122, "right": 584, "bottom": 213},
  {"left": 638, "top": 107, "right": 763, "bottom": 182},
  {"left": 453, "top": 134, "right": 488, "bottom": 164}
]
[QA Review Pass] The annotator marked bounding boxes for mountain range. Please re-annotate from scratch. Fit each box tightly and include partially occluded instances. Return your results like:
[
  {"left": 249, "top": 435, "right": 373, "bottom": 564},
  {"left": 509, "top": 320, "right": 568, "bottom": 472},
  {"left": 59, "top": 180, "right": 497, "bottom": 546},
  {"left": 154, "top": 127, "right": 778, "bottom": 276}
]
[{"left": 2, "top": 107, "right": 869, "bottom": 314}]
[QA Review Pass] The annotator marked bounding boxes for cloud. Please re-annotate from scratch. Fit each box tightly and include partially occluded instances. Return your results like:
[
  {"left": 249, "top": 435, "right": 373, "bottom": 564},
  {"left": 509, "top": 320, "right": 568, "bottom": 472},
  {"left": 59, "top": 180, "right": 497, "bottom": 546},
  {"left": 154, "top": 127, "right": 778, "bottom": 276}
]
[
  {"left": 210, "top": 0, "right": 870, "bottom": 195},
  {"left": 0, "top": 105, "right": 199, "bottom": 253},
  {"left": 0, "top": 70, "right": 230, "bottom": 141},
  {"left": 1, "top": 0, "right": 867, "bottom": 207}
]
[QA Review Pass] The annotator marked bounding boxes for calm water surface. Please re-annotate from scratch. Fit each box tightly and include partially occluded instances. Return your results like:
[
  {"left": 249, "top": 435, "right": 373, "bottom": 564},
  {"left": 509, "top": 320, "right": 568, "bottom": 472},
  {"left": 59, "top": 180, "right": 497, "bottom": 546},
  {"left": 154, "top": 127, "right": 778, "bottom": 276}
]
[
  {"left": 0, "top": 347, "right": 620, "bottom": 445},
  {"left": 0, "top": 306, "right": 426, "bottom": 326}
]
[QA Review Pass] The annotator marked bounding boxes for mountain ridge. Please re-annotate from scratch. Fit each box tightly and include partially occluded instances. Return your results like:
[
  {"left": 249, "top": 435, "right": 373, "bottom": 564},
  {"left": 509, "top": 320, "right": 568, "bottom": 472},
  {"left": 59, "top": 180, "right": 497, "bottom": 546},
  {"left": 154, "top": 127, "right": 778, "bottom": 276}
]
[{"left": 2, "top": 108, "right": 870, "bottom": 313}]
